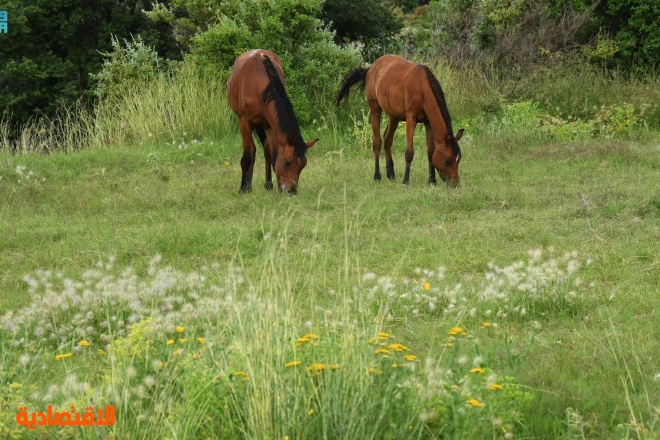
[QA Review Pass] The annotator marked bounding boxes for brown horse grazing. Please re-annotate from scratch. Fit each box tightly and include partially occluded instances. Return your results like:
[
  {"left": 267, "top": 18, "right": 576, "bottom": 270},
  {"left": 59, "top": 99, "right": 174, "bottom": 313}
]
[
  {"left": 336, "top": 55, "right": 464, "bottom": 186},
  {"left": 227, "top": 49, "right": 318, "bottom": 194}
]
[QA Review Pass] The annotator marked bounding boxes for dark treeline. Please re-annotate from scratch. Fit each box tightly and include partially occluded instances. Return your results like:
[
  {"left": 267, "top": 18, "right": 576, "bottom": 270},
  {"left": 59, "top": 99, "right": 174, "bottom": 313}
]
[{"left": 1, "top": 0, "right": 658, "bottom": 133}]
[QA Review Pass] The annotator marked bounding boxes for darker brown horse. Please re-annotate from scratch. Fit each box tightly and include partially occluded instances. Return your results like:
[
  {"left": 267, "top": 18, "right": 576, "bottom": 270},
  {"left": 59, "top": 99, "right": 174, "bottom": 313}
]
[
  {"left": 337, "top": 55, "right": 464, "bottom": 186},
  {"left": 227, "top": 49, "right": 318, "bottom": 194}
]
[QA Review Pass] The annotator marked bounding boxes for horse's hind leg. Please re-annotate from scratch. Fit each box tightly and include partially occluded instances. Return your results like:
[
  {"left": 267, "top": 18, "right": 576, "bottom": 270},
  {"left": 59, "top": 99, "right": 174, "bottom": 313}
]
[
  {"left": 402, "top": 117, "right": 417, "bottom": 185},
  {"left": 425, "top": 122, "right": 436, "bottom": 185},
  {"left": 383, "top": 117, "right": 399, "bottom": 180},
  {"left": 369, "top": 105, "right": 383, "bottom": 181},
  {"left": 239, "top": 118, "right": 257, "bottom": 193}
]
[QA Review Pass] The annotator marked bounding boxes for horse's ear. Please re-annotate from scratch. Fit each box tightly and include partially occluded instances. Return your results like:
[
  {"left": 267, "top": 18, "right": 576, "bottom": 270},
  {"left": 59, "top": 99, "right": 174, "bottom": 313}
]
[
  {"left": 455, "top": 128, "right": 465, "bottom": 142},
  {"left": 306, "top": 138, "right": 319, "bottom": 149}
]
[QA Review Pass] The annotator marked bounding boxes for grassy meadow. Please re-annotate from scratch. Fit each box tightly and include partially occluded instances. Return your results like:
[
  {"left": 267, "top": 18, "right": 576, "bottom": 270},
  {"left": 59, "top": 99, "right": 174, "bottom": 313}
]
[{"left": 0, "top": 62, "right": 659, "bottom": 439}]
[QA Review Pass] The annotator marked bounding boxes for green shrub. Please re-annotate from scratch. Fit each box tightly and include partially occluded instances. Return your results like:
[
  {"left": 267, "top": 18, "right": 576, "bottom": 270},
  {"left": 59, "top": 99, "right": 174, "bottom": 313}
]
[{"left": 92, "top": 36, "right": 164, "bottom": 100}]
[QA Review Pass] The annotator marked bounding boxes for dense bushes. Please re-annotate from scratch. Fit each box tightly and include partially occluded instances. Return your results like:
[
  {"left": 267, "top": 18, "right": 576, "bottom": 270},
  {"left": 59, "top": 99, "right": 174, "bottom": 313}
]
[{"left": 146, "top": 0, "right": 361, "bottom": 123}]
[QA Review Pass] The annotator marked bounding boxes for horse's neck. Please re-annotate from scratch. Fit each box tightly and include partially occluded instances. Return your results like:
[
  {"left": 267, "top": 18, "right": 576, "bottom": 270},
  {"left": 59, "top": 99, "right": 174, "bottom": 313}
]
[{"left": 422, "top": 98, "right": 449, "bottom": 141}]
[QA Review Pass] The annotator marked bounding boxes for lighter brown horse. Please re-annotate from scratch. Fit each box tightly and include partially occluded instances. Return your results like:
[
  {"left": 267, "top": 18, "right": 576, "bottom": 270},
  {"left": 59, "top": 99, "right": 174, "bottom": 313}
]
[
  {"left": 227, "top": 49, "right": 318, "bottom": 194},
  {"left": 337, "top": 55, "right": 463, "bottom": 186}
]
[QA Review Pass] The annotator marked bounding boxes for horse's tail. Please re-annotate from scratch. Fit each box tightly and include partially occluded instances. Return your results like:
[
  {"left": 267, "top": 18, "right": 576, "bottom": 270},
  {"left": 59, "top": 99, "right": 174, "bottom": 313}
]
[
  {"left": 253, "top": 125, "right": 267, "bottom": 149},
  {"left": 336, "top": 67, "right": 368, "bottom": 106}
]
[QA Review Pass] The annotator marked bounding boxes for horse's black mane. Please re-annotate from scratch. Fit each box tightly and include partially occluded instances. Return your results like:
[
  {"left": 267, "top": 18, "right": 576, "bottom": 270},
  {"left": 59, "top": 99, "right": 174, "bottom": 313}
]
[
  {"left": 419, "top": 65, "right": 460, "bottom": 155},
  {"left": 261, "top": 55, "right": 306, "bottom": 158}
]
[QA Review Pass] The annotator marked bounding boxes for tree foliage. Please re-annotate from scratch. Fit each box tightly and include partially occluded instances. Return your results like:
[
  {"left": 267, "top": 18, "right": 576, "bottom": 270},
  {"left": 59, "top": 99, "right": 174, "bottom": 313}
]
[
  {"left": 0, "top": 0, "right": 177, "bottom": 131},
  {"left": 403, "top": 0, "right": 659, "bottom": 69},
  {"left": 320, "top": 0, "right": 402, "bottom": 45}
]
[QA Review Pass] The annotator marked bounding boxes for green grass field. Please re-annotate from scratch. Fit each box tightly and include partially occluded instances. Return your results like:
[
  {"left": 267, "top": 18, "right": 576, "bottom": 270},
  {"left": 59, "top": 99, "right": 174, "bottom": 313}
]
[{"left": 1, "top": 119, "right": 658, "bottom": 438}]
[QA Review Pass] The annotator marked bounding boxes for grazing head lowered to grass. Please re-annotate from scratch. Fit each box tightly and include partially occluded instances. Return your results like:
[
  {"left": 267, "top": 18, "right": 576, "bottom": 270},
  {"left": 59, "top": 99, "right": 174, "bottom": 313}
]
[
  {"left": 227, "top": 49, "right": 318, "bottom": 194},
  {"left": 337, "top": 55, "right": 463, "bottom": 187}
]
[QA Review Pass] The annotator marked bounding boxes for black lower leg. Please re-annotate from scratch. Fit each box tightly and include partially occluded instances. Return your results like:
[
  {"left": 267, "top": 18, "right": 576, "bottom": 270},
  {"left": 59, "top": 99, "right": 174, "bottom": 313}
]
[
  {"left": 374, "top": 159, "right": 381, "bottom": 181},
  {"left": 386, "top": 159, "right": 395, "bottom": 180},
  {"left": 402, "top": 151, "right": 413, "bottom": 185},
  {"left": 240, "top": 152, "right": 253, "bottom": 192},
  {"left": 427, "top": 154, "right": 437, "bottom": 185}
]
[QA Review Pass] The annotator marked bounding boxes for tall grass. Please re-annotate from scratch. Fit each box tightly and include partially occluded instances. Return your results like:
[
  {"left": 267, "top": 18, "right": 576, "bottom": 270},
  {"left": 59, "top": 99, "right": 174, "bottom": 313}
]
[
  {"left": 0, "top": 104, "right": 97, "bottom": 154},
  {"left": 2, "top": 56, "right": 657, "bottom": 155},
  {"left": 1, "top": 223, "right": 543, "bottom": 439},
  {"left": 94, "top": 62, "right": 235, "bottom": 148},
  {"left": 0, "top": 62, "right": 235, "bottom": 154}
]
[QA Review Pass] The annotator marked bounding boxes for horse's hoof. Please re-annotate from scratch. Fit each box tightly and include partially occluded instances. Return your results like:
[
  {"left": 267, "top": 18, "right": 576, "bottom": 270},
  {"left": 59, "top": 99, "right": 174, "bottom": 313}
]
[
  {"left": 265, "top": 181, "right": 273, "bottom": 190},
  {"left": 374, "top": 173, "right": 382, "bottom": 181},
  {"left": 387, "top": 173, "right": 396, "bottom": 181},
  {"left": 428, "top": 180, "right": 437, "bottom": 186},
  {"left": 239, "top": 186, "right": 252, "bottom": 193},
  {"left": 402, "top": 179, "right": 410, "bottom": 186}
]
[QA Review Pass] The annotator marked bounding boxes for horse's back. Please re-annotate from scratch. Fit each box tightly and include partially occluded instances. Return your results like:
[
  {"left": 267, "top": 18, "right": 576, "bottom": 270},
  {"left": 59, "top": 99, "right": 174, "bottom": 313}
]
[
  {"left": 367, "top": 55, "right": 425, "bottom": 119},
  {"left": 227, "top": 50, "right": 284, "bottom": 120}
]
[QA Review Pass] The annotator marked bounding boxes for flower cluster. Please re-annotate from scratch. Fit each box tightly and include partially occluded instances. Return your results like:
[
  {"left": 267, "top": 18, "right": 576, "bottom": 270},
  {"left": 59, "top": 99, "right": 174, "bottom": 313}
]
[
  {"left": 361, "top": 248, "right": 591, "bottom": 323},
  {"left": 0, "top": 256, "right": 245, "bottom": 358}
]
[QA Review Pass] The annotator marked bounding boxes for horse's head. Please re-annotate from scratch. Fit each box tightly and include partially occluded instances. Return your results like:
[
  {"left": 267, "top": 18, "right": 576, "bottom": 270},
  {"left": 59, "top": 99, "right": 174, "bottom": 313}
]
[
  {"left": 432, "top": 128, "right": 464, "bottom": 187},
  {"left": 273, "top": 136, "right": 318, "bottom": 194}
]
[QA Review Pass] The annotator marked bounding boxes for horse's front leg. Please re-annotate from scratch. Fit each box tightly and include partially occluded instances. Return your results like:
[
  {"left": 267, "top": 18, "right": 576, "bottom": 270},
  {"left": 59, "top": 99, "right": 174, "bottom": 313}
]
[
  {"left": 425, "top": 122, "right": 436, "bottom": 185},
  {"left": 383, "top": 117, "right": 399, "bottom": 180},
  {"left": 263, "top": 139, "right": 273, "bottom": 190},
  {"left": 402, "top": 118, "right": 417, "bottom": 185},
  {"left": 369, "top": 105, "right": 383, "bottom": 181},
  {"left": 239, "top": 118, "right": 257, "bottom": 193}
]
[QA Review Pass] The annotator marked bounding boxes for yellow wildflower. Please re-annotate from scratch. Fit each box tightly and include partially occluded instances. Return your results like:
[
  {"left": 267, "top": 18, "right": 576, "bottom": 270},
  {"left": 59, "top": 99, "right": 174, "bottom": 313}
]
[
  {"left": 330, "top": 364, "right": 340, "bottom": 370},
  {"left": 176, "top": 326, "right": 184, "bottom": 333},
  {"left": 166, "top": 339, "right": 174, "bottom": 345},
  {"left": 179, "top": 338, "right": 187, "bottom": 343},
  {"left": 78, "top": 340, "right": 90, "bottom": 347},
  {"left": 391, "top": 363, "right": 399, "bottom": 368},
  {"left": 285, "top": 360, "right": 302, "bottom": 368},
  {"left": 307, "top": 363, "right": 327, "bottom": 372},
  {"left": 468, "top": 398, "right": 484, "bottom": 408},
  {"left": 489, "top": 384, "right": 504, "bottom": 391},
  {"left": 296, "top": 336, "right": 311, "bottom": 345},
  {"left": 300, "top": 333, "right": 319, "bottom": 340},
  {"left": 423, "top": 282, "right": 431, "bottom": 291},
  {"left": 233, "top": 371, "right": 247, "bottom": 378},
  {"left": 448, "top": 327, "right": 467, "bottom": 336},
  {"left": 470, "top": 367, "right": 486, "bottom": 374},
  {"left": 482, "top": 322, "right": 491, "bottom": 327},
  {"left": 388, "top": 343, "right": 409, "bottom": 352},
  {"left": 446, "top": 342, "right": 454, "bottom": 347},
  {"left": 368, "top": 367, "right": 383, "bottom": 375},
  {"left": 98, "top": 349, "right": 107, "bottom": 356},
  {"left": 404, "top": 355, "right": 418, "bottom": 362},
  {"left": 308, "top": 409, "right": 314, "bottom": 416},
  {"left": 374, "top": 348, "right": 391, "bottom": 355},
  {"left": 55, "top": 353, "right": 72, "bottom": 361},
  {"left": 377, "top": 332, "right": 391, "bottom": 340},
  {"left": 197, "top": 337, "right": 205, "bottom": 344}
]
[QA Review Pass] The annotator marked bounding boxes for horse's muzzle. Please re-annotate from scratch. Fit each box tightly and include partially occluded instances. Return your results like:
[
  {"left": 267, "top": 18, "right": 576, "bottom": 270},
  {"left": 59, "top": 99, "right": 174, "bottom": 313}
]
[{"left": 280, "top": 183, "right": 298, "bottom": 195}]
